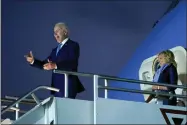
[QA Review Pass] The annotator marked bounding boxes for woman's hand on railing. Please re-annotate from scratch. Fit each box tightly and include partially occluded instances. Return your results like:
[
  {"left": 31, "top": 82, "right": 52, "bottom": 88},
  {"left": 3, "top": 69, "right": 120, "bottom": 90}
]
[{"left": 152, "top": 85, "right": 168, "bottom": 90}]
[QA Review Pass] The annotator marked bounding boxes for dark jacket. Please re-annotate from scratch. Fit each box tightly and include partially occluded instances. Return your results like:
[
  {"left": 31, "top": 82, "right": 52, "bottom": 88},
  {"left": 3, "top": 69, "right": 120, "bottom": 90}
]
[
  {"left": 154, "top": 63, "right": 178, "bottom": 105},
  {"left": 31, "top": 39, "right": 85, "bottom": 98}
]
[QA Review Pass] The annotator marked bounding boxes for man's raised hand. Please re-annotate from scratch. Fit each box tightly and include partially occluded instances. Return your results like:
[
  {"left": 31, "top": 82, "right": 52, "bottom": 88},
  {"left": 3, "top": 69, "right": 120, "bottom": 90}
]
[{"left": 24, "top": 51, "right": 34, "bottom": 64}]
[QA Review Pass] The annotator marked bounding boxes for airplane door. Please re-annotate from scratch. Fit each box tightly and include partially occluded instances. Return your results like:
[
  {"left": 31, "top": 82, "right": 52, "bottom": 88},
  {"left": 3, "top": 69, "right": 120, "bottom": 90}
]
[{"left": 139, "top": 46, "right": 187, "bottom": 104}]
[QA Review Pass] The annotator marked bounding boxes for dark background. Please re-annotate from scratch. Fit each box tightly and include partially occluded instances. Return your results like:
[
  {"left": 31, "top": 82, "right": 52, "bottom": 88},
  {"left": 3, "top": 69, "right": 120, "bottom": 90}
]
[{"left": 2, "top": 0, "right": 172, "bottom": 101}]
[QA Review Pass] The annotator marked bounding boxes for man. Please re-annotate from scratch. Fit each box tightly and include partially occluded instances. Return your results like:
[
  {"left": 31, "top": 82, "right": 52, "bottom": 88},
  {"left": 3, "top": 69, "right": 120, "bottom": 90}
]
[{"left": 24, "top": 22, "right": 85, "bottom": 99}]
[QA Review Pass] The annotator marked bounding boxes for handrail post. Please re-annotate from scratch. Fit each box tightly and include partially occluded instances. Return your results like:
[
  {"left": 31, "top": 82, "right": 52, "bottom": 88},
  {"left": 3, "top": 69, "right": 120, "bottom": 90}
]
[
  {"left": 104, "top": 79, "right": 108, "bottom": 99},
  {"left": 93, "top": 75, "right": 99, "bottom": 124},
  {"left": 64, "top": 73, "right": 68, "bottom": 98},
  {"left": 31, "top": 93, "right": 40, "bottom": 105},
  {"left": 15, "top": 103, "right": 19, "bottom": 120}
]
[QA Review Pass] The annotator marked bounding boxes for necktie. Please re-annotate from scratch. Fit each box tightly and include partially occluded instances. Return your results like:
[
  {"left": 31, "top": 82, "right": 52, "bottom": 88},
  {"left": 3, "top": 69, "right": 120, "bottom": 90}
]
[{"left": 56, "top": 44, "right": 62, "bottom": 55}]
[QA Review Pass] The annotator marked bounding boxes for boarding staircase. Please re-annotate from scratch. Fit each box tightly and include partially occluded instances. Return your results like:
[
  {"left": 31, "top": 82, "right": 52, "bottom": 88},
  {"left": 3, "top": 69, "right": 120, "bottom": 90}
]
[{"left": 1, "top": 70, "right": 187, "bottom": 124}]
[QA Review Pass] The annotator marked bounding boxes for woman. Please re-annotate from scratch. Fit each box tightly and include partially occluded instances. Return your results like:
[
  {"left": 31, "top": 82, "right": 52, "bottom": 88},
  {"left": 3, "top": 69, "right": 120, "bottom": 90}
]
[{"left": 146, "top": 50, "right": 178, "bottom": 106}]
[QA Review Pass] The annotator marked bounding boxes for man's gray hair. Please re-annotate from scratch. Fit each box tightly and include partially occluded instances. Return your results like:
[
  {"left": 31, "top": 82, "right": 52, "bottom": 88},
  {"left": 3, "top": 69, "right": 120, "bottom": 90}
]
[{"left": 54, "top": 22, "right": 69, "bottom": 32}]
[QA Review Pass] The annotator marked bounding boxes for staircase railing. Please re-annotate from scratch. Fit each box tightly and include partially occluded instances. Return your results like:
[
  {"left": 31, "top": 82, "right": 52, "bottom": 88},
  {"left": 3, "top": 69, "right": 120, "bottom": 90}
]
[
  {"left": 53, "top": 70, "right": 187, "bottom": 99},
  {"left": 2, "top": 70, "right": 186, "bottom": 124},
  {"left": 1, "top": 86, "right": 59, "bottom": 120},
  {"left": 53, "top": 70, "right": 187, "bottom": 124},
  {"left": 2, "top": 96, "right": 37, "bottom": 105},
  {"left": 1, "top": 96, "right": 42, "bottom": 121}
]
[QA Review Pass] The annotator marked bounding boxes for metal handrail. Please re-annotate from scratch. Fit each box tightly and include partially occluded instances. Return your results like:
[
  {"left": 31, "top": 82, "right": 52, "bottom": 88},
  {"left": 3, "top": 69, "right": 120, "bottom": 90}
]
[
  {"left": 1, "top": 86, "right": 59, "bottom": 115},
  {"left": 2, "top": 70, "right": 186, "bottom": 124},
  {"left": 54, "top": 70, "right": 187, "bottom": 89},
  {"left": 54, "top": 70, "right": 94, "bottom": 77},
  {"left": 98, "top": 86, "right": 187, "bottom": 99},
  {"left": 54, "top": 69, "right": 186, "bottom": 124},
  {"left": 1, "top": 105, "right": 27, "bottom": 114},
  {"left": 99, "top": 75, "right": 187, "bottom": 89},
  {"left": 5, "top": 96, "right": 39, "bottom": 102},
  {"left": 1, "top": 106, "right": 20, "bottom": 112},
  {"left": 54, "top": 70, "right": 187, "bottom": 99},
  {"left": 1, "top": 98, "right": 36, "bottom": 105}
]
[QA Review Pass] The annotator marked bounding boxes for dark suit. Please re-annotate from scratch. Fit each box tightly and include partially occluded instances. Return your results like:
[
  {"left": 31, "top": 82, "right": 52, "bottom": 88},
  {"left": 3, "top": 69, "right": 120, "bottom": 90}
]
[
  {"left": 31, "top": 39, "right": 85, "bottom": 99},
  {"left": 154, "top": 63, "right": 178, "bottom": 106}
]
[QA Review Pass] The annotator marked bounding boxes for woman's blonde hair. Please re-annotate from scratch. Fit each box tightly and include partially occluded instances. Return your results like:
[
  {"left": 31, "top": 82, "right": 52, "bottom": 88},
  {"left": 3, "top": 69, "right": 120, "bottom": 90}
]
[
  {"left": 152, "top": 50, "right": 177, "bottom": 75},
  {"left": 158, "top": 50, "right": 177, "bottom": 68},
  {"left": 152, "top": 57, "right": 159, "bottom": 75}
]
